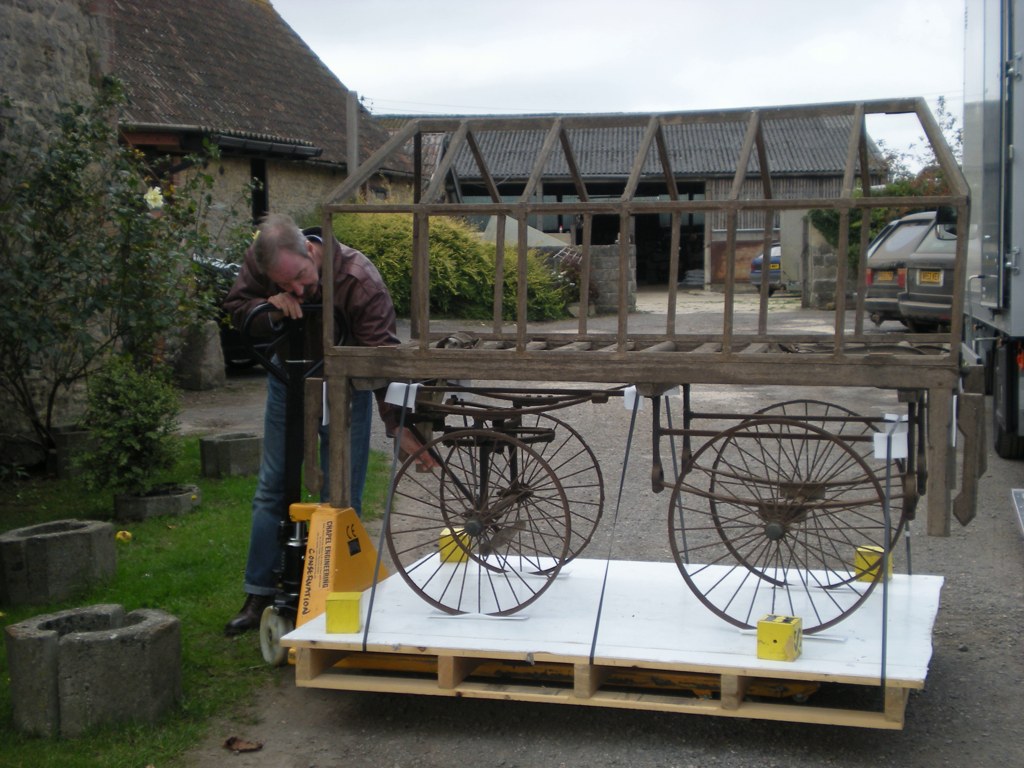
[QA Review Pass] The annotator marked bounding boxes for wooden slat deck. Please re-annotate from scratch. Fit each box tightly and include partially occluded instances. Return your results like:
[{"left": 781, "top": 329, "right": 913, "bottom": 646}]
[{"left": 328, "top": 334, "right": 958, "bottom": 390}]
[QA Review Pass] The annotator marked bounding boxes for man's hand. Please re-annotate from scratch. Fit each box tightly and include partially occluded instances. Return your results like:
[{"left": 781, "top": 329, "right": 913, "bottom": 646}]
[
  {"left": 397, "top": 427, "right": 439, "bottom": 471},
  {"left": 268, "top": 291, "right": 304, "bottom": 320}
]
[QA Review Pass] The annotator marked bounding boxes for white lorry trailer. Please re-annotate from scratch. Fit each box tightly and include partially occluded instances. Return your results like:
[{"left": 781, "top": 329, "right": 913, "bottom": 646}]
[{"left": 964, "top": 0, "right": 1024, "bottom": 457}]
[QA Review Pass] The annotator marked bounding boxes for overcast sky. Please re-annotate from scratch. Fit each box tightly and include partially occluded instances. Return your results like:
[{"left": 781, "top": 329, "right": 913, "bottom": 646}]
[{"left": 271, "top": 0, "right": 965, "bottom": 155}]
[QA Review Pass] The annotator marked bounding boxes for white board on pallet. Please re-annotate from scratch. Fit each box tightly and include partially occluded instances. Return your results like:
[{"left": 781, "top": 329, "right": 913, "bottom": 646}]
[{"left": 283, "top": 558, "right": 942, "bottom": 687}]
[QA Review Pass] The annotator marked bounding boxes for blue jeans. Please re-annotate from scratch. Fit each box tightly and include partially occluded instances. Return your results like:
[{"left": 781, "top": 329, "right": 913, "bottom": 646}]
[{"left": 243, "top": 373, "right": 373, "bottom": 595}]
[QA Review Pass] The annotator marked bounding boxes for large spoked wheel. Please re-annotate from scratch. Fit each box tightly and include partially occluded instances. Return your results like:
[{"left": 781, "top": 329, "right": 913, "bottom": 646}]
[
  {"left": 387, "top": 429, "right": 571, "bottom": 615},
  {"left": 668, "top": 417, "right": 893, "bottom": 634},
  {"left": 499, "top": 412, "right": 604, "bottom": 566},
  {"left": 755, "top": 399, "right": 911, "bottom": 541}
]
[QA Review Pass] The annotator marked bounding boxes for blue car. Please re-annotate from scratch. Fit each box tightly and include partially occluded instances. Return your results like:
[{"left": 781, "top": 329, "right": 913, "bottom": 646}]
[{"left": 749, "top": 243, "right": 782, "bottom": 295}]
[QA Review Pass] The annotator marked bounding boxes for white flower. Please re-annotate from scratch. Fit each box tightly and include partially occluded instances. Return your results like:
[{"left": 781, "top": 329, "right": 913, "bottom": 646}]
[{"left": 144, "top": 186, "right": 164, "bottom": 210}]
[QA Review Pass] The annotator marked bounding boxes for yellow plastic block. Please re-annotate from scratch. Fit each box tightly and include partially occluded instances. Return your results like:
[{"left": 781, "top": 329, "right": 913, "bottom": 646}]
[
  {"left": 756, "top": 614, "right": 803, "bottom": 661},
  {"left": 439, "top": 527, "right": 469, "bottom": 563},
  {"left": 325, "top": 591, "right": 362, "bottom": 634},
  {"left": 853, "top": 545, "right": 893, "bottom": 583}
]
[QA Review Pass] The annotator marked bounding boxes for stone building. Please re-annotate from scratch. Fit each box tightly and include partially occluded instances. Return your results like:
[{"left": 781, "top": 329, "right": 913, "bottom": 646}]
[
  {"left": 104, "top": 0, "right": 412, "bottom": 222},
  {"left": 2, "top": 0, "right": 411, "bottom": 226}
]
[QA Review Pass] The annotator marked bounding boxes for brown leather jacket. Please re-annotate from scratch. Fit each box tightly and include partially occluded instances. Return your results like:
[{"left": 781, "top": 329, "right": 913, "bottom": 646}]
[{"left": 223, "top": 237, "right": 403, "bottom": 434}]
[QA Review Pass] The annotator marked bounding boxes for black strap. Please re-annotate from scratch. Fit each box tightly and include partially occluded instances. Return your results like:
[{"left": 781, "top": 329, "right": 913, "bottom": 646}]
[{"left": 588, "top": 390, "right": 641, "bottom": 664}]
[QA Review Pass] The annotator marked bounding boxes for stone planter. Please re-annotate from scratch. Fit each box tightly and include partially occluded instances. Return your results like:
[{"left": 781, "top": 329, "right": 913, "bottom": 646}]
[
  {"left": 114, "top": 483, "right": 201, "bottom": 522},
  {"left": 0, "top": 519, "right": 115, "bottom": 607},
  {"left": 200, "top": 432, "right": 262, "bottom": 477},
  {"left": 4, "top": 603, "right": 181, "bottom": 737}
]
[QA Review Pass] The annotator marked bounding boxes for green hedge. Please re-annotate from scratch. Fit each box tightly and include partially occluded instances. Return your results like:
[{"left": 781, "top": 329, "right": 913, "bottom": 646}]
[{"left": 333, "top": 213, "right": 571, "bottom": 321}]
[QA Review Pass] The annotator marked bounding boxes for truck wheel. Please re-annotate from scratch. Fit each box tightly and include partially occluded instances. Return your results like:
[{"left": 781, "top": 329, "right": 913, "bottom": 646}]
[{"left": 993, "top": 403, "right": 1024, "bottom": 458}]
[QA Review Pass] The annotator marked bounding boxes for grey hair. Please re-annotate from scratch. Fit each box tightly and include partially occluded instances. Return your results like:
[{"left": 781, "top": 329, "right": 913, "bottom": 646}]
[{"left": 253, "top": 213, "right": 308, "bottom": 273}]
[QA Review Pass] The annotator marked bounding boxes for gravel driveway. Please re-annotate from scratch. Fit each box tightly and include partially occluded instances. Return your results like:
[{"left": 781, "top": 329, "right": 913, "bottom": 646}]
[{"left": 177, "top": 292, "right": 1024, "bottom": 768}]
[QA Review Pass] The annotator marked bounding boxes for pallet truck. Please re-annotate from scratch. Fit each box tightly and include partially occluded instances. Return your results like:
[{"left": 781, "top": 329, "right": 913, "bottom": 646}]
[{"left": 240, "top": 303, "right": 384, "bottom": 665}]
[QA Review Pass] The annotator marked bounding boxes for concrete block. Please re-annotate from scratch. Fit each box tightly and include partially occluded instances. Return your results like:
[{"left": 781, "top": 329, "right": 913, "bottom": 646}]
[
  {"left": 200, "top": 432, "right": 262, "bottom": 477},
  {"left": 4, "top": 604, "right": 181, "bottom": 738},
  {"left": 4, "top": 604, "right": 124, "bottom": 737},
  {"left": 0, "top": 520, "right": 116, "bottom": 606}
]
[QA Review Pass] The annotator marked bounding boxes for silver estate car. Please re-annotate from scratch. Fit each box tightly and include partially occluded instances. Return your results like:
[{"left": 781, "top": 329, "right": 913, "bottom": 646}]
[
  {"left": 864, "top": 211, "right": 939, "bottom": 327},
  {"left": 897, "top": 216, "right": 958, "bottom": 331}
]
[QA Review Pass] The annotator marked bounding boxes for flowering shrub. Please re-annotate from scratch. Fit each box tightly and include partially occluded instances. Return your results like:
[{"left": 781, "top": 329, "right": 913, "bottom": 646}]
[{"left": 0, "top": 78, "right": 251, "bottom": 462}]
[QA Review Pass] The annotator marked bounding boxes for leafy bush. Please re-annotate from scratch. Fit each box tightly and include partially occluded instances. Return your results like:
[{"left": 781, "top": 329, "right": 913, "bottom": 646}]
[
  {"left": 500, "top": 245, "right": 573, "bottom": 321},
  {"left": 332, "top": 212, "right": 571, "bottom": 321},
  {"left": 0, "top": 78, "right": 252, "bottom": 460},
  {"left": 807, "top": 186, "right": 931, "bottom": 271},
  {"left": 77, "top": 354, "right": 181, "bottom": 496},
  {"left": 808, "top": 96, "right": 962, "bottom": 272}
]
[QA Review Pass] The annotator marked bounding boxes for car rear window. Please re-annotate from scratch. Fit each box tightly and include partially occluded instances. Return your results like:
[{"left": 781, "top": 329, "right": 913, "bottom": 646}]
[
  {"left": 914, "top": 225, "right": 958, "bottom": 254},
  {"left": 871, "top": 220, "right": 932, "bottom": 259}
]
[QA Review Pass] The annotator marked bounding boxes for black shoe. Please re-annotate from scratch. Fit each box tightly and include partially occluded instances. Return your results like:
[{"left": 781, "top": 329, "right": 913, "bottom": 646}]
[{"left": 224, "top": 593, "right": 274, "bottom": 636}]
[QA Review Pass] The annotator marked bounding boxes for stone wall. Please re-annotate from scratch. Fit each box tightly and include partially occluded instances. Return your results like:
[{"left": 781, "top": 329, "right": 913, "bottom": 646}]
[
  {"left": 0, "top": 0, "right": 108, "bottom": 148},
  {"left": 0, "top": 0, "right": 109, "bottom": 455},
  {"left": 198, "top": 158, "right": 257, "bottom": 243},
  {"left": 590, "top": 244, "right": 637, "bottom": 315},
  {"left": 268, "top": 160, "right": 345, "bottom": 221},
  {"left": 804, "top": 225, "right": 843, "bottom": 310},
  {"left": 204, "top": 159, "right": 414, "bottom": 243}
]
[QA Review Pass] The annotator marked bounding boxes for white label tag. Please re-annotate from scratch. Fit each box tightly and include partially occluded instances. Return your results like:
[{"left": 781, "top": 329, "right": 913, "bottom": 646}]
[
  {"left": 873, "top": 430, "right": 908, "bottom": 460},
  {"left": 623, "top": 385, "right": 643, "bottom": 412},
  {"left": 385, "top": 382, "right": 420, "bottom": 412}
]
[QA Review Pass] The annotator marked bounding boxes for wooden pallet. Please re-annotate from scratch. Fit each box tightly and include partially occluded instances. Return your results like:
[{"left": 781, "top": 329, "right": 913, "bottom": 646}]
[{"left": 283, "top": 559, "right": 943, "bottom": 730}]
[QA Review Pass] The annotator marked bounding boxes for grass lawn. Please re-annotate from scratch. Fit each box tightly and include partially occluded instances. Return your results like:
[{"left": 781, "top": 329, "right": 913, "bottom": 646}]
[{"left": 0, "top": 437, "right": 390, "bottom": 767}]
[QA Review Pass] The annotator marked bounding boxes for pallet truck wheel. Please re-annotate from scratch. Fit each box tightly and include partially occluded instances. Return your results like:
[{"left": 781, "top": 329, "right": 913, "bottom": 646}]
[{"left": 259, "top": 606, "right": 293, "bottom": 667}]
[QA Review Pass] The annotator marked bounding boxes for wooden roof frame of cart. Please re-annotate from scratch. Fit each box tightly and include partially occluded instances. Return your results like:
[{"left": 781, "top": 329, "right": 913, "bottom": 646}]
[{"left": 314, "top": 98, "right": 978, "bottom": 537}]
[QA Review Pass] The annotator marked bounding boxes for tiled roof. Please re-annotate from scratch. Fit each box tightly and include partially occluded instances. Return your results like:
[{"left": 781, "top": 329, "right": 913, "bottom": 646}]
[
  {"left": 107, "top": 0, "right": 407, "bottom": 172},
  {"left": 416, "top": 114, "right": 882, "bottom": 180}
]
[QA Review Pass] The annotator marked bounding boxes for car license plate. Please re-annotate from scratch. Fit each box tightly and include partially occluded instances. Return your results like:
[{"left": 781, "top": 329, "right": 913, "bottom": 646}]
[
  {"left": 875, "top": 270, "right": 895, "bottom": 282},
  {"left": 919, "top": 270, "right": 943, "bottom": 285},
  {"left": 769, "top": 263, "right": 780, "bottom": 270}
]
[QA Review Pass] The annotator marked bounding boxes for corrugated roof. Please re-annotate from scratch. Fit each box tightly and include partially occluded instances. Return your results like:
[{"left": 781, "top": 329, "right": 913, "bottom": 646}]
[
  {"left": 432, "top": 114, "right": 881, "bottom": 180},
  {"left": 107, "top": 0, "right": 408, "bottom": 172}
]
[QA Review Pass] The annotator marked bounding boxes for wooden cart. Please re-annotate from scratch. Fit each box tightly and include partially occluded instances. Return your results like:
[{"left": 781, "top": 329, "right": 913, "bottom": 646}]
[
  {"left": 279, "top": 99, "right": 982, "bottom": 727},
  {"left": 314, "top": 97, "right": 980, "bottom": 532}
]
